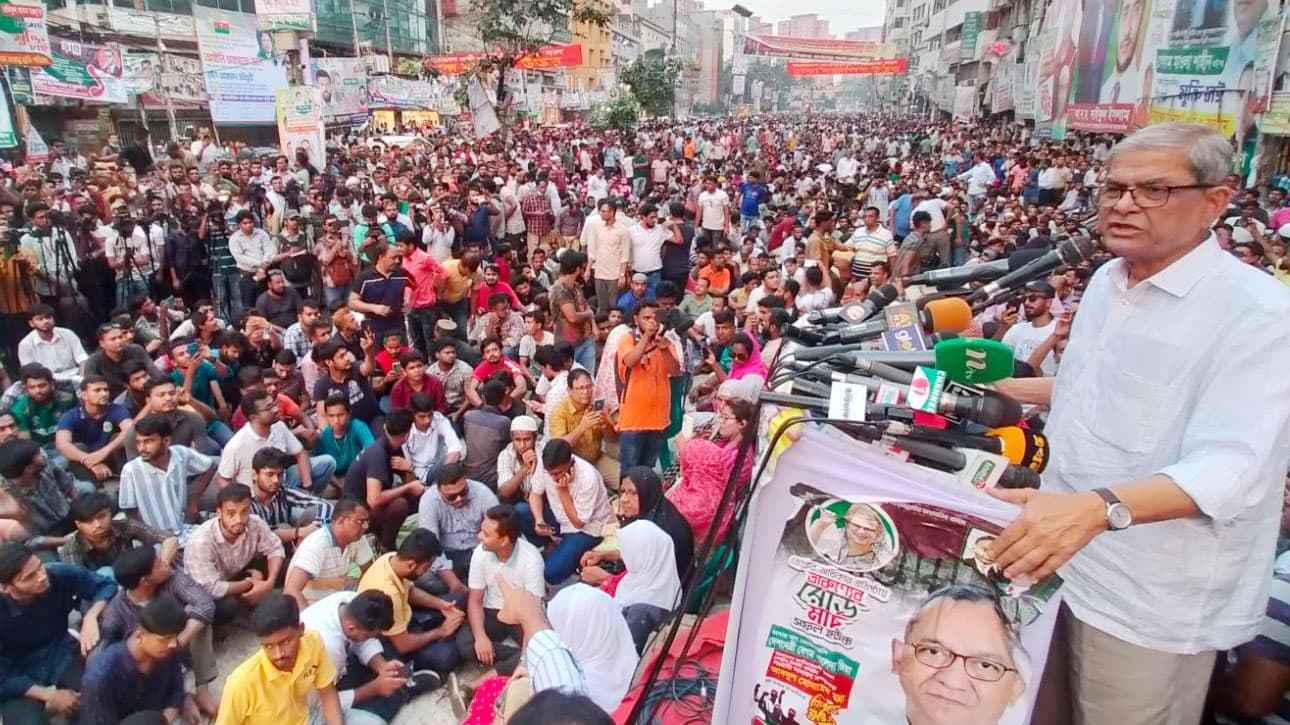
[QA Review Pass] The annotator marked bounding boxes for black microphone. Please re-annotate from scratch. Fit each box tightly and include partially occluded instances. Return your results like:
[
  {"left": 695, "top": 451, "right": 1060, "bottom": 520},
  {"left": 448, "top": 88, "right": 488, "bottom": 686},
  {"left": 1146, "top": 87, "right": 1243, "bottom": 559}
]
[
  {"left": 892, "top": 438, "right": 1041, "bottom": 489},
  {"left": 781, "top": 324, "right": 827, "bottom": 346},
  {"left": 903, "top": 249, "right": 1046, "bottom": 288},
  {"left": 806, "top": 283, "right": 899, "bottom": 325},
  {"left": 968, "top": 237, "right": 1097, "bottom": 303}
]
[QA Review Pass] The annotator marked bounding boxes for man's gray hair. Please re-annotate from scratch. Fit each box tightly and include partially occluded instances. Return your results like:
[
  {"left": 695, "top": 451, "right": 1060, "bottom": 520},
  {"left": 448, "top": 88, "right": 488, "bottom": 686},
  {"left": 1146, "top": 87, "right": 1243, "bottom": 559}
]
[{"left": 1107, "top": 122, "right": 1233, "bottom": 186}]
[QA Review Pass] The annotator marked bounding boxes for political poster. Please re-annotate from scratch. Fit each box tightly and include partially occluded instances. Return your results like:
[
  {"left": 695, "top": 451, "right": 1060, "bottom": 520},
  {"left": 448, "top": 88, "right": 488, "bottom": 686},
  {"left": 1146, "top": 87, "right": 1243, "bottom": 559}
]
[
  {"left": 742, "top": 33, "right": 882, "bottom": 61},
  {"left": 193, "top": 6, "right": 288, "bottom": 124},
  {"left": 1016, "top": 55, "right": 1040, "bottom": 118},
  {"left": 0, "top": 0, "right": 51, "bottom": 66},
  {"left": 952, "top": 84, "right": 978, "bottom": 119},
  {"left": 467, "top": 74, "right": 501, "bottom": 139},
  {"left": 0, "top": 81, "right": 15, "bottom": 147},
  {"left": 276, "top": 86, "right": 325, "bottom": 168},
  {"left": 312, "top": 57, "right": 369, "bottom": 124},
  {"left": 427, "top": 44, "right": 583, "bottom": 75},
  {"left": 1263, "top": 90, "right": 1290, "bottom": 134},
  {"left": 786, "top": 58, "right": 910, "bottom": 76},
  {"left": 25, "top": 126, "right": 48, "bottom": 162},
  {"left": 123, "top": 52, "right": 157, "bottom": 94},
  {"left": 257, "top": 0, "right": 313, "bottom": 32},
  {"left": 367, "top": 75, "right": 459, "bottom": 114},
  {"left": 127, "top": 53, "right": 205, "bottom": 103},
  {"left": 715, "top": 432, "right": 1062, "bottom": 725},
  {"left": 1251, "top": 16, "right": 1284, "bottom": 110},
  {"left": 30, "top": 37, "right": 125, "bottom": 104},
  {"left": 962, "top": 11, "right": 982, "bottom": 61}
]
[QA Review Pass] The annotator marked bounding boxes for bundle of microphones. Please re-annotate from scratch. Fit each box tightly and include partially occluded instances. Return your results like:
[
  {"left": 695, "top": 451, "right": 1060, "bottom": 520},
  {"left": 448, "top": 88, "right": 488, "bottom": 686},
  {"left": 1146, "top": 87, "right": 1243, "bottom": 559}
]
[{"left": 767, "top": 237, "right": 1097, "bottom": 491}]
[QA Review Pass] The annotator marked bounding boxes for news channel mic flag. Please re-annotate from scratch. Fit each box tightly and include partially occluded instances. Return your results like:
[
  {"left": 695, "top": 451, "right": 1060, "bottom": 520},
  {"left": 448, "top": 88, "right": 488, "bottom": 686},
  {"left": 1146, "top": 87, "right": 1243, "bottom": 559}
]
[{"left": 991, "top": 122, "right": 1290, "bottom": 723}]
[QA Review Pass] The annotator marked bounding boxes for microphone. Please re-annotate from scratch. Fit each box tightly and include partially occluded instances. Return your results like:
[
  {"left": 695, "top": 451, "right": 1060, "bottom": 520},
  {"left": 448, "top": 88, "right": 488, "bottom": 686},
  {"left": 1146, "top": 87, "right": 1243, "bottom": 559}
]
[
  {"left": 895, "top": 425, "right": 1049, "bottom": 472},
  {"left": 806, "top": 283, "right": 899, "bottom": 325},
  {"left": 817, "top": 297, "right": 973, "bottom": 347},
  {"left": 787, "top": 370, "right": 1024, "bottom": 428},
  {"left": 825, "top": 338, "right": 1015, "bottom": 385},
  {"left": 903, "top": 249, "right": 1047, "bottom": 287},
  {"left": 968, "top": 237, "right": 1097, "bottom": 303},
  {"left": 781, "top": 324, "right": 827, "bottom": 346},
  {"left": 892, "top": 438, "right": 1041, "bottom": 489}
]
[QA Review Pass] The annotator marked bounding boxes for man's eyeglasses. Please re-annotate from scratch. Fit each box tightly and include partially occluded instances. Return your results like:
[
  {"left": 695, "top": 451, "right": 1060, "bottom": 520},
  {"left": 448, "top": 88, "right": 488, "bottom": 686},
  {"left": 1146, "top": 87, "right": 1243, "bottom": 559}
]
[
  {"left": 905, "top": 642, "right": 1017, "bottom": 682},
  {"left": 442, "top": 489, "right": 467, "bottom": 503},
  {"left": 1096, "top": 183, "right": 1213, "bottom": 209}
]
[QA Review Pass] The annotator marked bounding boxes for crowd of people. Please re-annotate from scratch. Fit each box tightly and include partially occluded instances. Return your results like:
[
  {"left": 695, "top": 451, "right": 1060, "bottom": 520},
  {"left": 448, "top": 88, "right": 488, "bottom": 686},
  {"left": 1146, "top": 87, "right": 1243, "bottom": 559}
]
[{"left": 0, "top": 111, "right": 1287, "bottom": 725}]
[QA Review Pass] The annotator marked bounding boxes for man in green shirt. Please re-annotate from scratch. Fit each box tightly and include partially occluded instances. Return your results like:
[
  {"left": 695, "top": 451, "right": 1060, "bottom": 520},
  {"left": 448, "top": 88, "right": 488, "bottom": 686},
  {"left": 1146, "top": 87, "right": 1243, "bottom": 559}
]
[
  {"left": 314, "top": 395, "right": 375, "bottom": 478},
  {"left": 11, "top": 364, "right": 75, "bottom": 450}
]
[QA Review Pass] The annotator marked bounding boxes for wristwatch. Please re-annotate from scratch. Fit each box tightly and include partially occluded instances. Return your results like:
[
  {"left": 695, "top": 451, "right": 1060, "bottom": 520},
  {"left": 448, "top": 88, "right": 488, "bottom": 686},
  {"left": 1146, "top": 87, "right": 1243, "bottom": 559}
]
[{"left": 1092, "top": 488, "right": 1132, "bottom": 530}]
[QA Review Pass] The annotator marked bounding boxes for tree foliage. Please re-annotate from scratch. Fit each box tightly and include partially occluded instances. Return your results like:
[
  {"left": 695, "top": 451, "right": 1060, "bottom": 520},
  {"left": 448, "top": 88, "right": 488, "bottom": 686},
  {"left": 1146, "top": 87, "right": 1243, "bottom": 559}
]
[
  {"left": 589, "top": 95, "right": 640, "bottom": 133},
  {"left": 620, "top": 52, "right": 686, "bottom": 117},
  {"left": 469, "top": 0, "right": 609, "bottom": 57}
]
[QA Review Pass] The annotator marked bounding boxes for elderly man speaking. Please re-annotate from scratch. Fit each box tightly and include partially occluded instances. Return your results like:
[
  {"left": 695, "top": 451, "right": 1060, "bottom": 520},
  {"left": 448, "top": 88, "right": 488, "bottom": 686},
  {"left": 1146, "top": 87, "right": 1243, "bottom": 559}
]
[{"left": 992, "top": 122, "right": 1290, "bottom": 723}]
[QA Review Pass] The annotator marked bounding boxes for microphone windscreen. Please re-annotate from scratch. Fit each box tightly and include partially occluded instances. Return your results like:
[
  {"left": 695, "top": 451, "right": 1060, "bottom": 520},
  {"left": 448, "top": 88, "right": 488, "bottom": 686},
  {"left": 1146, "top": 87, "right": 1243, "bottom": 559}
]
[
  {"left": 933, "top": 338, "right": 1014, "bottom": 385},
  {"left": 997, "top": 465, "right": 1042, "bottom": 489},
  {"left": 987, "top": 426, "right": 1050, "bottom": 472},
  {"left": 972, "top": 391, "right": 1024, "bottom": 428},
  {"left": 922, "top": 297, "right": 974, "bottom": 335}
]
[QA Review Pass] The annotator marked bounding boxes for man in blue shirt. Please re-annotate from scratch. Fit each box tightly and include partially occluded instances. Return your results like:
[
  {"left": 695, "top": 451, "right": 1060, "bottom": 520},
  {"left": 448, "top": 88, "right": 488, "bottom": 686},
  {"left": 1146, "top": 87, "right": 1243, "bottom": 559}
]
[
  {"left": 80, "top": 595, "right": 194, "bottom": 725},
  {"left": 0, "top": 541, "right": 116, "bottom": 724},
  {"left": 737, "top": 171, "right": 769, "bottom": 234},
  {"left": 54, "top": 374, "right": 133, "bottom": 485},
  {"left": 890, "top": 189, "right": 917, "bottom": 242}
]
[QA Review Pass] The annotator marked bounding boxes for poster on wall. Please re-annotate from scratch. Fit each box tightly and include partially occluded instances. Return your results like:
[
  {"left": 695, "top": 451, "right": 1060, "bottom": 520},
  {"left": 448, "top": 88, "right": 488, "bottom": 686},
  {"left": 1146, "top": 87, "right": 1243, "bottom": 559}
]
[
  {"left": 715, "top": 432, "right": 1063, "bottom": 725},
  {"left": 0, "top": 0, "right": 51, "bottom": 66},
  {"left": 276, "top": 86, "right": 325, "bottom": 168},
  {"left": 312, "top": 57, "right": 369, "bottom": 124},
  {"left": 31, "top": 37, "right": 126, "bottom": 104},
  {"left": 193, "top": 6, "right": 288, "bottom": 124},
  {"left": 0, "top": 81, "right": 15, "bottom": 147},
  {"left": 368, "top": 75, "right": 459, "bottom": 114}
]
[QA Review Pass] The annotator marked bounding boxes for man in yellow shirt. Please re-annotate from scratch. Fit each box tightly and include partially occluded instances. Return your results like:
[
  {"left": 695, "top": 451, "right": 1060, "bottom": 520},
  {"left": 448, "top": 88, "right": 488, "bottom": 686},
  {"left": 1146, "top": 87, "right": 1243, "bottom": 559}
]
[
  {"left": 547, "top": 368, "right": 619, "bottom": 490},
  {"left": 435, "top": 244, "right": 481, "bottom": 338},
  {"left": 216, "top": 593, "right": 346, "bottom": 725},
  {"left": 358, "top": 528, "right": 465, "bottom": 678}
]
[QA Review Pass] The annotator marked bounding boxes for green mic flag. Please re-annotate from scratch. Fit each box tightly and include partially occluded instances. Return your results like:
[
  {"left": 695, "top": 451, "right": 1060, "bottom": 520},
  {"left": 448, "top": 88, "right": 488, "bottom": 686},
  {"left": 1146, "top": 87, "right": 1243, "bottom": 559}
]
[{"left": 933, "top": 337, "right": 1015, "bottom": 385}]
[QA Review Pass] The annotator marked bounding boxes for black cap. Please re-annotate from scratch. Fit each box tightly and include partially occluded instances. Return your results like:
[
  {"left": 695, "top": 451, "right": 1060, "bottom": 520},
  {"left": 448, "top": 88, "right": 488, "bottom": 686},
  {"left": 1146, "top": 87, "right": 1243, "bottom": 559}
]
[{"left": 1023, "top": 280, "right": 1056, "bottom": 298}]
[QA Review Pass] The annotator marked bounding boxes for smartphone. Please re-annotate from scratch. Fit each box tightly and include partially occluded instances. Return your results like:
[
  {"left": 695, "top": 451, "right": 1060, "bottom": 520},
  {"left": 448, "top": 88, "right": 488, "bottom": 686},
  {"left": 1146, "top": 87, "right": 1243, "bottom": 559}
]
[
  {"left": 593, "top": 399, "right": 605, "bottom": 412},
  {"left": 188, "top": 342, "right": 198, "bottom": 356},
  {"left": 391, "top": 361, "right": 402, "bottom": 374}
]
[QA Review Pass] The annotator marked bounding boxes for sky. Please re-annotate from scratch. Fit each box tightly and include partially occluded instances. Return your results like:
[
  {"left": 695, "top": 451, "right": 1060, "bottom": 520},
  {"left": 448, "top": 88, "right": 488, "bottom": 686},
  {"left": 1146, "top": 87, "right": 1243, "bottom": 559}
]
[{"left": 744, "top": 0, "right": 890, "bottom": 38}]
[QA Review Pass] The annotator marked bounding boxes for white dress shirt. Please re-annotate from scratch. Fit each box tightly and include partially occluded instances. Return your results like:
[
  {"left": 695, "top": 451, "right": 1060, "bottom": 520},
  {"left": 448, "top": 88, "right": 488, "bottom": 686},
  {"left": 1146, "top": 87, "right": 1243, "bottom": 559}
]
[
  {"left": 17, "top": 328, "right": 88, "bottom": 382},
  {"left": 1046, "top": 236, "right": 1290, "bottom": 653}
]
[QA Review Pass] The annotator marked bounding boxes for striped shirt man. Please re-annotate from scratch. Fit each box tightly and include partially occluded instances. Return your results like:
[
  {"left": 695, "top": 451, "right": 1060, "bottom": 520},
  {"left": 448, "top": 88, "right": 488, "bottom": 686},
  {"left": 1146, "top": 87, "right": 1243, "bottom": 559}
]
[
  {"left": 117, "top": 444, "right": 214, "bottom": 544},
  {"left": 847, "top": 223, "right": 897, "bottom": 279},
  {"left": 248, "top": 484, "right": 334, "bottom": 529}
]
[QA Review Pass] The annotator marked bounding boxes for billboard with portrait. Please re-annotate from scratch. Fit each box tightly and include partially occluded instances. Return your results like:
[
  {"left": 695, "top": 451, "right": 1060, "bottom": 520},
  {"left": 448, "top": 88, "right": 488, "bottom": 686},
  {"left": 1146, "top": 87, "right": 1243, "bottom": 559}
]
[
  {"left": 312, "top": 57, "right": 369, "bottom": 125},
  {"left": 31, "top": 37, "right": 126, "bottom": 104},
  {"left": 193, "top": 6, "right": 288, "bottom": 124},
  {"left": 715, "top": 431, "right": 1062, "bottom": 725}
]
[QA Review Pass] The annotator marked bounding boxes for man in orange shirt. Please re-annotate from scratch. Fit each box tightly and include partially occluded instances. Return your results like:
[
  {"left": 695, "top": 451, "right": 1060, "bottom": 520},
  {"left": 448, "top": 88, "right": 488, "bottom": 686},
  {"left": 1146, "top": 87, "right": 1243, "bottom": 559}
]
[
  {"left": 697, "top": 246, "right": 734, "bottom": 296},
  {"left": 615, "top": 301, "right": 679, "bottom": 478}
]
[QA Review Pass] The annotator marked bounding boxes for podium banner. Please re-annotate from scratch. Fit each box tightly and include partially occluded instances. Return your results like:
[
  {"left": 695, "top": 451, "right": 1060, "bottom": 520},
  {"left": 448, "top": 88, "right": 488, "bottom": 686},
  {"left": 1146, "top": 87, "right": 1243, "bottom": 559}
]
[{"left": 716, "top": 431, "right": 1062, "bottom": 725}]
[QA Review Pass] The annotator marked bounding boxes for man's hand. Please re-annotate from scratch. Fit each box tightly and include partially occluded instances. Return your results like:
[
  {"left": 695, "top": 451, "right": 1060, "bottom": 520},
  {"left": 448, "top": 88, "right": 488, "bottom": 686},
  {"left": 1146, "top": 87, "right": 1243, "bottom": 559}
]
[
  {"left": 579, "top": 550, "right": 602, "bottom": 569},
  {"left": 45, "top": 689, "right": 79, "bottom": 715},
  {"left": 372, "top": 305, "right": 393, "bottom": 317},
  {"left": 297, "top": 522, "right": 321, "bottom": 540},
  {"left": 438, "top": 607, "right": 465, "bottom": 638},
  {"left": 474, "top": 637, "right": 496, "bottom": 665},
  {"left": 243, "top": 576, "right": 274, "bottom": 604},
  {"left": 88, "top": 463, "right": 112, "bottom": 482},
  {"left": 986, "top": 488, "right": 1106, "bottom": 582},
  {"left": 373, "top": 660, "right": 407, "bottom": 696},
  {"left": 79, "top": 615, "right": 101, "bottom": 656},
  {"left": 403, "top": 481, "right": 426, "bottom": 497},
  {"left": 520, "top": 448, "right": 537, "bottom": 472},
  {"left": 390, "top": 456, "right": 412, "bottom": 474},
  {"left": 360, "top": 328, "right": 375, "bottom": 353}
]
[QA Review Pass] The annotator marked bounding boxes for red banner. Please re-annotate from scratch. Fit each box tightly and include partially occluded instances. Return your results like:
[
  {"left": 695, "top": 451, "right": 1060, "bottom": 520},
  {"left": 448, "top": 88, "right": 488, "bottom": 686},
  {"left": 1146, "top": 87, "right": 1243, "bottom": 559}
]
[
  {"left": 428, "top": 44, "right": 583, "bottom": 75},
  {"left": 1065, "top": 103, "right": 1135, "bottom": 134},
  {"left": 787, "top": 58, "right": 909, "bottom": 76},
  {"left": 743, "top": 33, "right": 882, "bottom": 60}
]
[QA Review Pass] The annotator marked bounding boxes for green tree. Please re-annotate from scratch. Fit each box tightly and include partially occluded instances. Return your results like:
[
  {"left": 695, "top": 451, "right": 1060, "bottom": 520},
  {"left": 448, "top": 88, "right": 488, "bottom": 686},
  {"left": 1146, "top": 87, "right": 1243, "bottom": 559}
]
[
  {"left": 620, "top": 49, "right": 686, "bottom": 117},
  {"left": 589, "top": 94, "right": 640, "bottom": 133},
  {"left": 460, "top": 0, "right": 610, "bottom": 110}
]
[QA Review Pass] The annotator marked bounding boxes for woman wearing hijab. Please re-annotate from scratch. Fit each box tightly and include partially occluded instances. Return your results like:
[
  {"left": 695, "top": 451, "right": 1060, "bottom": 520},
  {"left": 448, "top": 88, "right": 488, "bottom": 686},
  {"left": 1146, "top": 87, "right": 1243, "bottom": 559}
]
[
  {"left": 727, "top": 332, "right": 768, "bottom": 381},
  {"left": 580, "top": 514, "right": 685, "bottom": 653},
  {"left": 668, "top": 398, "right": 757, "bottom": 544},
  {"left": 548, "top": 584, "right": 641, "bottom": 714}
]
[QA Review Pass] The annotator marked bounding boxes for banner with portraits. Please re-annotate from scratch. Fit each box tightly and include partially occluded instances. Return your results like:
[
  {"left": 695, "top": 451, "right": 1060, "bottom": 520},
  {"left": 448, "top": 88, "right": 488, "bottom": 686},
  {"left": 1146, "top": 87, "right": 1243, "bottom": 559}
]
[
  {"left": 1032, "top": 0, "right": 1278, "bottom": 140},
  {"left": 124, "top": 52, "right": 205, "bottom": 103},
  {"left": 276, "top": 86, "right": 325, "bottom": 168},
  {"left": 31, "top": 37, "right": 126, "bottom": 104},
  {"left": 312, "top": 57, "right": 369, "bottom": 125},
  {"left": 193, "top": 6, "right": 288, "bottom": 124},
  {"left": 715, "top": 431, "right": 1062, "bottom": 725}
]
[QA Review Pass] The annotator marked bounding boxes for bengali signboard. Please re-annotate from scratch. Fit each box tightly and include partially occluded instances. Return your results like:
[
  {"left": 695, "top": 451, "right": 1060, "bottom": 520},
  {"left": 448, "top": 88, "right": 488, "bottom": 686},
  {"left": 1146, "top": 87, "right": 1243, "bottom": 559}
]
[
  {"left": 193, "top": 6, "right": 288, "bottom": 124},
  {"left": 312, "top": 57, "right": 369, "bottom": 124},
  {"left": 714, "top": 432, "right": 1062, "bottom": 725},
  {"left": 742, "top": 33, "right": 882, "bottom": 61},
  {"left": 0, "top": 0, "right": 51, "bottom": 67},
  {"left": 1149, "top": 45, "right": 1238, "bottom": 137},
  {"left": 962, "top": 11, "right": 982, "bottom": 61},
  {"left": 31, "top": 37, "right": 126, "bottom": 104},
  {"left": 125, "top": 52, "right": 208, "bottom": 103},
  {"left": 276, "top": 86, "right": 325, "bottom": 166},
  {"left": 1263, "top": 90, "right": 1290, "bottom": 134},
  {"left": 786, "top": 58, "right": 909, "bottom": 76},
  {"left": 257, "top": 0, "right": 313, "bottom": 31},
  {"left": 427, "top": 44, "right": 583, "bottom": 75}
]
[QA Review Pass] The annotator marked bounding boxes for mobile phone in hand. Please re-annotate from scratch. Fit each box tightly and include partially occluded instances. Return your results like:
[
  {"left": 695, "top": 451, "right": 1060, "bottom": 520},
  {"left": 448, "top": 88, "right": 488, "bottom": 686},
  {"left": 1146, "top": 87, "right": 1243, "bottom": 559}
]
[{"left": 593, "top": 399, "right": 605, "bottom": 412}]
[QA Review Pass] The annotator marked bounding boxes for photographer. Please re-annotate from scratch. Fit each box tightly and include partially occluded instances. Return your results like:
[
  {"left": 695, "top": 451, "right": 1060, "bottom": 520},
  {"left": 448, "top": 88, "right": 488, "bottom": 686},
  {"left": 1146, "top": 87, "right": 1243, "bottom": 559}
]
[
  {"left": 69, "top": 203, "right": 116, "bottom": 325},
  {"left": 164, "top": 208, "right": 211, "bottom": 306},
  {"left": 200, "top": 197, "right": 239, "bottom": 320},
  {"left": 19, "top": 204, "right": 83, "bottom": 326}
]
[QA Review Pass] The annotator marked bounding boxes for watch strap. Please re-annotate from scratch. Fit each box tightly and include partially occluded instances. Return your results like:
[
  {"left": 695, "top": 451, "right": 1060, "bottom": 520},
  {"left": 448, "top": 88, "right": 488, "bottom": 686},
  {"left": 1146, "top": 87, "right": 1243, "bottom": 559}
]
[{"left": 1092, "top": 488, "right": 1121, "bottom": 507}]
